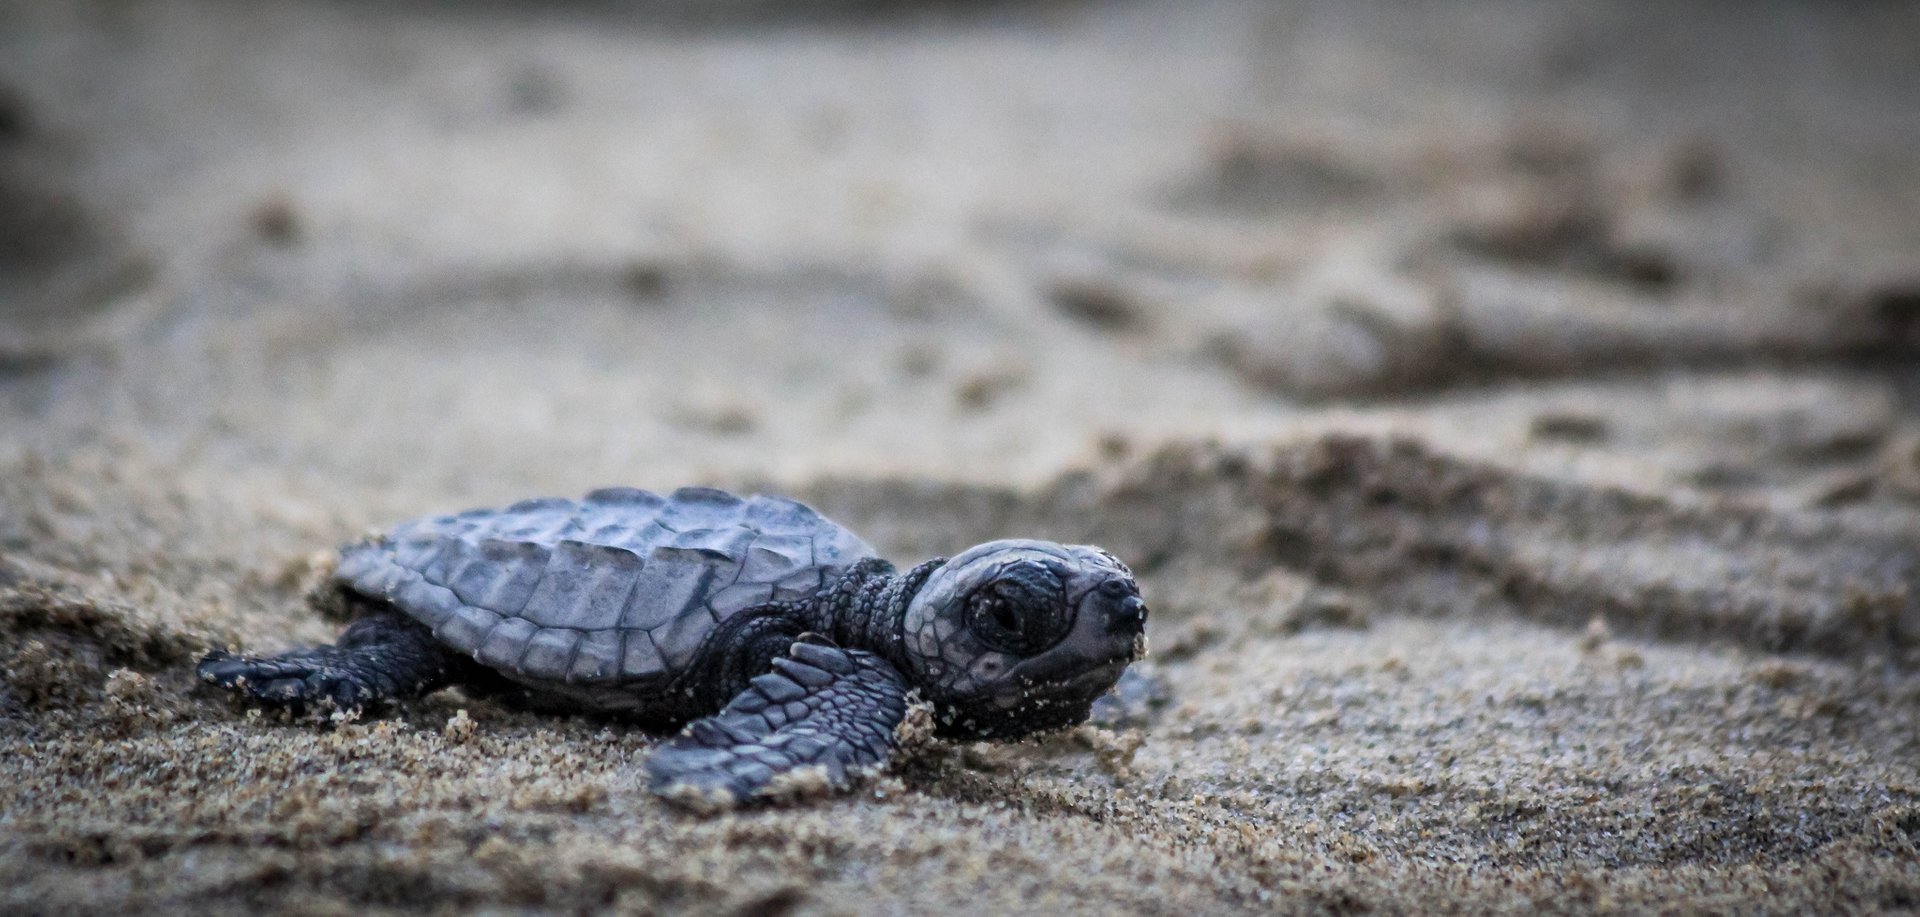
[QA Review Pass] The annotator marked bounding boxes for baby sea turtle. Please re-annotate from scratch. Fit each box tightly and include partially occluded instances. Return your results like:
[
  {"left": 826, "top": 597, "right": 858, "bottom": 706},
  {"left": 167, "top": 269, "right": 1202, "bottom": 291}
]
[{"left": 199, "top": 487, "right": 1149, "bottom": 808}]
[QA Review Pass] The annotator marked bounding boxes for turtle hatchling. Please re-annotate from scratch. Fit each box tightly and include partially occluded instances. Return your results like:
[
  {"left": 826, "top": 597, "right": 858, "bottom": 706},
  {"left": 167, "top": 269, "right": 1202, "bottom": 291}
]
[{"left": 200, "top": 487, "right": 1150, "bottom": 808}]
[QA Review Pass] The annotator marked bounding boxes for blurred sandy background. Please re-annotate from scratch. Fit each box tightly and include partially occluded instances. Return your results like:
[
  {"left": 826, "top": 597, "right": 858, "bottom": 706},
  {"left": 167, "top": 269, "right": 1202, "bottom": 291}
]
[{"left": 3, "top": 1, "right": 1920, "bottom": 913}]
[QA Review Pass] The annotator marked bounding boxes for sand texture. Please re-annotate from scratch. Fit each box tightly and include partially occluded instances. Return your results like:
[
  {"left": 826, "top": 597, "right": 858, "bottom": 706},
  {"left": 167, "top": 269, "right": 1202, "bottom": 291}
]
[{"left": 4, "top": 0, "right": 1920, "bottom": 913}]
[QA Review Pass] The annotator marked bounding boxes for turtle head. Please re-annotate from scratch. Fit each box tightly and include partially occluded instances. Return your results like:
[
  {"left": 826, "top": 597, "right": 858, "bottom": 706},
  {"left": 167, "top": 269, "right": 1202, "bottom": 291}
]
[{"left": 899, "top": 539, "right": 1147, "bottom": 739}]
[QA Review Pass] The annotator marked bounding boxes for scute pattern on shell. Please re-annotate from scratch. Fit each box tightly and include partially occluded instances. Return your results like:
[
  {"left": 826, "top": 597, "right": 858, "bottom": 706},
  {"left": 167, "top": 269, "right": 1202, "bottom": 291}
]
[{"left": 332, "top": 487, "right": 877, "bottom": 685}]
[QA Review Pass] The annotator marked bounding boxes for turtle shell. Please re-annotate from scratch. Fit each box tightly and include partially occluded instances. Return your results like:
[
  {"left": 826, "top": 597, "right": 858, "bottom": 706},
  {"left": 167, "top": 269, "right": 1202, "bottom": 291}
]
[{"left": 332, "top": 487, "right": 877, "bottom": 688}]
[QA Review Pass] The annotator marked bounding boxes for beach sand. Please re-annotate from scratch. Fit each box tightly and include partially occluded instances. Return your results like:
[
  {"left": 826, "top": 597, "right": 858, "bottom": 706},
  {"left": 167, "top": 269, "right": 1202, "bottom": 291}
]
[{"left": 3, "top": 1, "right": 1920, "bottom": 912}]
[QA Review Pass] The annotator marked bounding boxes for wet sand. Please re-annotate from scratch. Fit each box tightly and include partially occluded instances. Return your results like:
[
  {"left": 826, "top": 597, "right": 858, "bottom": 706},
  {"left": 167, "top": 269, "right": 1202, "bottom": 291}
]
[{"left": 4, "top": 1, "right": 1920, "bottom": 913}]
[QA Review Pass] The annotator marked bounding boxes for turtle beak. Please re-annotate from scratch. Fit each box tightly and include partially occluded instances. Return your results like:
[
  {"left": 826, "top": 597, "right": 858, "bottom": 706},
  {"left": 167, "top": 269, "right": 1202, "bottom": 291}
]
[
  {"left": 1001, "top": 582, "right": 1145, "bottom": 691},
  {"left": 1108, "top": 595, "right": 1148, "bottom": 636}
]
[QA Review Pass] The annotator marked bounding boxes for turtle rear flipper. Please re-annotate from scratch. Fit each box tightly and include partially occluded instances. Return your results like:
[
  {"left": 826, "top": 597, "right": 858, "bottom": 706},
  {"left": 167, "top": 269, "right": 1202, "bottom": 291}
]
[
  {"left": 646, "top": 635, "right": 909, "bottom": 811},
  {"left": 198, "top": 610, "right": 464, "bottom": 715}
]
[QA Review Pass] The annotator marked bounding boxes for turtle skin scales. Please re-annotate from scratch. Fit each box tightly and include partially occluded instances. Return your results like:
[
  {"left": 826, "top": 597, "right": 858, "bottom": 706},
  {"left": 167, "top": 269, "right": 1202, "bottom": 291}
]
[{"left": 332, "top": 486, "right": 875, "bottom": 713}]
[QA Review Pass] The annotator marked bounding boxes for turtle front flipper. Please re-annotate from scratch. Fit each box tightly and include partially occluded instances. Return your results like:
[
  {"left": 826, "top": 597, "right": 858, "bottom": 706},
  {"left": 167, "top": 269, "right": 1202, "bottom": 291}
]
[{"left": 646, "top": 635, "right": 911, "bottom": 811}]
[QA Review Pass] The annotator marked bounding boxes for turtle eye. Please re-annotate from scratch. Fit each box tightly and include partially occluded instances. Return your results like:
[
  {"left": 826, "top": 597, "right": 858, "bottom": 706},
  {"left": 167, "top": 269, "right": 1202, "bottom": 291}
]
[
  {"left": 969, "top": 590, "right": 1024, "bottom": 650},
  {"left": 967, "top": 562, "right": 1068, "bottom": 654}
]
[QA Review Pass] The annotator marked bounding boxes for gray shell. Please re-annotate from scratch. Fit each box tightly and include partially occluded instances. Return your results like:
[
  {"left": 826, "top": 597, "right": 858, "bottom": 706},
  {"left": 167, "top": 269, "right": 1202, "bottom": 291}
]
[{"left": 332, "top": 487, "right": 876, "bottom": 686}]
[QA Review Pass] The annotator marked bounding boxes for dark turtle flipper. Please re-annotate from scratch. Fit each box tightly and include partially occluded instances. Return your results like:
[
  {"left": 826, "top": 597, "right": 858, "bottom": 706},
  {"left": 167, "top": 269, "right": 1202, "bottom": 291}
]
[
  {"left": 646, "top": 635, "right": 910, "bottom": 810},
  {"left": 198, "top": 610, "right": 465, "bottom": 715},
  {"left": 1087, "top": 664, "right": 1171, "bottom": 729}
]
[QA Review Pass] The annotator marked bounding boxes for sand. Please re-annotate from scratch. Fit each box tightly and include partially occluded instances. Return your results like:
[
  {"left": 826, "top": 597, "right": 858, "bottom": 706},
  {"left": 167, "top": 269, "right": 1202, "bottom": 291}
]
[{"left": 4, "top": 0, "right": 1920, "bottom": 913}]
